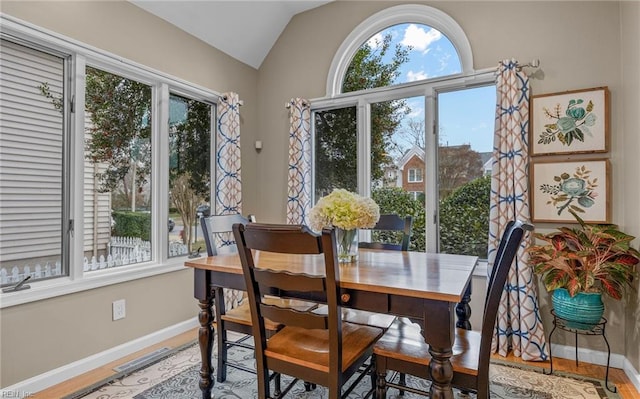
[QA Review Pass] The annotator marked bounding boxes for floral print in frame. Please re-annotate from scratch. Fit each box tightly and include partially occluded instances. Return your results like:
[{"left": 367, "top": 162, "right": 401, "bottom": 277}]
[
  {"left": 530, "top": 87, "right": 609, "bottom": 156},
  {"left": 531, "top": 159, "right": 610, "bottom": 223}
]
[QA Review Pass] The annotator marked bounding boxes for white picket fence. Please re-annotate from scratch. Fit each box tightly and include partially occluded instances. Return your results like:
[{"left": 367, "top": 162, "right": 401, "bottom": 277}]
[
  {"left": 1, "top": 237, "right": 190, "bottom": 284},
  {"left": 0, "top": 262, "right": 63, "bottom": 285}
]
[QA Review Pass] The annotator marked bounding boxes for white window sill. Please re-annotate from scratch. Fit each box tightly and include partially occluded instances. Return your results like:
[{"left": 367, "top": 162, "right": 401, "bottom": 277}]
[
  {"left": 473, "top": 260, "right": 488, "bottom": 278},
  {"left": 0, "top": 258, "right": 190, "bottom": 309}
]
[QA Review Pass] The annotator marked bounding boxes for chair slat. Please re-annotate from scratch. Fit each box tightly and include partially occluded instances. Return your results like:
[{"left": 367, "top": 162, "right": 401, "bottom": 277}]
[
  {"left": 260, "top": 303, "right": 328, "bottom": 329},
  {"left": 254, "top": 269, "right": 326, "bottom": 292}
]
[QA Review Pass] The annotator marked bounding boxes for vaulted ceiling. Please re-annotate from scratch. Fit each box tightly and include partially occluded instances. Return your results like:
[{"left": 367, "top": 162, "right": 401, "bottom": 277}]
[{"left": 129, "top": 1, "right": 332, "bottom": 69}]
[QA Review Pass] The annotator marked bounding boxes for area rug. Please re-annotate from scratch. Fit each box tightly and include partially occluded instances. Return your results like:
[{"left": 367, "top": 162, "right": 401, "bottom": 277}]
[{"left": 73, "top": 336, "right": 620, "bottom": 399}]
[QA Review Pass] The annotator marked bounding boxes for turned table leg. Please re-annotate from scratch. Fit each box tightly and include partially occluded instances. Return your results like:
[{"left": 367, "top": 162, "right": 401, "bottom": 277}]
[
  {"left": 194, "top": 269, "right": 214, "bottom": 399},
  {"left": 423, "top": 299, "right": 456, "bottom": 399},
  {"left": 456, "top": 282, "right": 472, "bottom": 330}
]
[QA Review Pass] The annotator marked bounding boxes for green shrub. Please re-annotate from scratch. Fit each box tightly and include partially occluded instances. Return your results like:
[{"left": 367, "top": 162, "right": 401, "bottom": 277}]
[
  {"left": 438, "top": 175, "right": 491, "bottom": 258},
  {"left": 111, "top": 211, "right": 151, "bottom": 241}
]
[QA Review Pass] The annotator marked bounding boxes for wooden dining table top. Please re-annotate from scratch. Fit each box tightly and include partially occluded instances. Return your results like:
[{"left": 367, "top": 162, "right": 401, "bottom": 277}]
[{"left": 184, "top": 248, "right": 478, "bottom": 304}]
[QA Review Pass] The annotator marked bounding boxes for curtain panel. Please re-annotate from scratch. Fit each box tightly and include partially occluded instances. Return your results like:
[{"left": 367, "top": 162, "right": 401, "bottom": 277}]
[
  {"left": 216, "top": 92, "right": 243, "bottom": 309},
  {"left": 286, "top": 98, "right": 312, "bottom": 225},
  {"left": 489, "top": 60, "right": 548, "bottom": 361}
]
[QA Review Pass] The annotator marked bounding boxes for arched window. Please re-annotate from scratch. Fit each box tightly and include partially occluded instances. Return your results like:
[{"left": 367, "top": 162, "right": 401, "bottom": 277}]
[
  {"left": 327, "top": 4, "right": 472, "bottom": 96},
  {"left": 314, "top": 4, "right": 495, "bottom": 256},
  {"left": 342, "top": 23, "right": 462, "bottom": 93}
]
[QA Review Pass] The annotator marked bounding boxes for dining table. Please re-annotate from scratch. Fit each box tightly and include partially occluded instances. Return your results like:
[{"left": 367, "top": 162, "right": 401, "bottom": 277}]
[{"left": 184, "top": 248, "right": 478, "bottom": 399}]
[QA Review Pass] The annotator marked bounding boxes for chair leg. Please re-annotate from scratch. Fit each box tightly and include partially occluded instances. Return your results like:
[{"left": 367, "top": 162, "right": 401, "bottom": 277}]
[
  {"left": 214, "top": 288, "right": 227, "bottom": 383},
  {"left": 398, "top": 372, "right": 406, "bottom": 396},
  {"left": 273, "top": 372, "right": 281, "bottom": 398},
  {"left": 375, "top": 357, "right": 387, "bottom": 399}
]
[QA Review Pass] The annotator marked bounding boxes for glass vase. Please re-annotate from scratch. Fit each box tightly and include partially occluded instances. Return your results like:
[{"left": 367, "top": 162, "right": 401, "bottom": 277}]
[{"left": 335, "top": 228, "right": 358, "bottom": 263}]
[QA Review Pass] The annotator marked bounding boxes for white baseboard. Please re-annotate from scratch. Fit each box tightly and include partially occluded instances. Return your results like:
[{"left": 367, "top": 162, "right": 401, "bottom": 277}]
[
  {"left": 623, "top": 357, "right": 640, "bottom": 394},
  {"left": 551, "top": 343, "right": 640, "bottom": 392},
  {"left": 550, "top": 343, "right": 625, "bottom": 369},
  {"left": 1, "top": 318, "right": 199, "bottom": 396}
]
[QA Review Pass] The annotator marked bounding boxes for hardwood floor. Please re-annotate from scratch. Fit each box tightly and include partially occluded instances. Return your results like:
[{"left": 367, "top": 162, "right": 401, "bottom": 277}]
[{"left": 31, "top": 327, "right": 639, "bottom": 398}]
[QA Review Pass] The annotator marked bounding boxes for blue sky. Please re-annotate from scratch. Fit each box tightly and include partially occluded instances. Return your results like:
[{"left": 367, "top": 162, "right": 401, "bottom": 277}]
[{"left": 370, "top": 24, "right": 496, "bottom": 155}]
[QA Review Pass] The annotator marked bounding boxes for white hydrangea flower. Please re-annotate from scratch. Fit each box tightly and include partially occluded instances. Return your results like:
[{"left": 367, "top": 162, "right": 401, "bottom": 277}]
[{"left": 308, "top": 189, "right": 380, "bottom": 231}]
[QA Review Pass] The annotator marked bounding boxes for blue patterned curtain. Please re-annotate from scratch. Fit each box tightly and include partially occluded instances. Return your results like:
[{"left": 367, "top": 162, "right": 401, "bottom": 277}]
[
  {"left": 489, "top": 60, "right": 548, "bottom": 361},
  {"left": 286, "top": 98, "right": 312, "bottom": 224},
  {"left": 216, "top": 92, "right": 243, "bottom": 309}
]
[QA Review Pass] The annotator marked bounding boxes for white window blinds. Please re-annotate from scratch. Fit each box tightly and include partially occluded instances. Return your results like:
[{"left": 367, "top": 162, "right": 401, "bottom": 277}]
[{"left": 0, "top": 39, "right": 65, "bottom": 273}]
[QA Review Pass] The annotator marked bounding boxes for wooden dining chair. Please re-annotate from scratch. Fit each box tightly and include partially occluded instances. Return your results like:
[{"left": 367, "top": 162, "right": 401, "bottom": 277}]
[
  {"left": 201, "top": 213, "right": 315, "bottom": 385},
  {"left": 372, "top": 220, "right": 533, "bottom": 399},
  {"left": 200, "top": 213, "right": 256, "bottom": 382},
  {"left": 359, "top": 214, "right": 413, "bottom": 251},
  {"left": 233, "top": 223, "right": 385, "bottom": 399}
]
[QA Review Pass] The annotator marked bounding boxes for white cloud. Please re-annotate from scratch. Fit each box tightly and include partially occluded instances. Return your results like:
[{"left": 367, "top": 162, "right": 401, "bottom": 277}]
[
  {"left": 367, "top": 32, "right": 384, "bottom": 49},
  {"left": 438, "top": 52, "right": 451, "bottom": 71},
  {"left": 471, "top": 122, "right": 489, "bottom": 132},
  {"left": 400, "top": 24, "right": 442, "bottom": 53},
  {"left": 406, "top": 70, "right": 428, "bottom": 82}
]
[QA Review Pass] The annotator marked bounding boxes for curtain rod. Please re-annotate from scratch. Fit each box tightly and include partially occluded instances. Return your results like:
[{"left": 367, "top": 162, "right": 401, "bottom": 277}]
[
  {"left": 220, "top": 95, "right": 243, "bottom": 106},
  {"left": 285, "top": 99, "right": 310, "bottom": 109}
]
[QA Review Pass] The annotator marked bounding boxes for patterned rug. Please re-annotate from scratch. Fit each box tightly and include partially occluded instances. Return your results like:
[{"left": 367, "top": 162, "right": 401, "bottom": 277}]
[{"left": 70, "top": 336, "right": 620, "bottom": 399}]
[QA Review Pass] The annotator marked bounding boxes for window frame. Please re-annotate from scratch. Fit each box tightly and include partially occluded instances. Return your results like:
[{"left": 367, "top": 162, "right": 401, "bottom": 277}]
[
  {"left": 313, "top": 4, "right": 496, "bottom": 254},
  {"left": 0, "top": 15, "right": 222, "bottom": 308},
  {"left": 325, "top": 4, "right": 474, "bottom": 97},
  {"left": 408, "top": 168, "right": 423, "bottom": 183}
]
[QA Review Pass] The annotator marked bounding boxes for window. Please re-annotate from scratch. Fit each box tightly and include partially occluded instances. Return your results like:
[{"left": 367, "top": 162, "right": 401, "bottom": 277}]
[
  {"left": 314, "top": 5, "right": 494, "bottom": 255},
  {"left": 84, "top": 66, "right": 152, "bottom": 270},
  {"left": 0, "top": 20, "right": 220, "bottom": 303},
  {"left": 0, "top": 39, "right": 69, "bottom": 286},
  {"left": 437, "top": 86, "right": 495, "bottom": 258},
  {"left": 408, "top": 168, "right": 423, "bottom": 182},
  {"left": 314, "top": 106, "right": 357, "bottom": 199},
  {"left": 168, "top": 94, "right": 213, "bottom": 258}
]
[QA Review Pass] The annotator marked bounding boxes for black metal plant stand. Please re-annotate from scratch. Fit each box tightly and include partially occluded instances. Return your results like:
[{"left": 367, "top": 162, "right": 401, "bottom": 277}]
[{"left": 545, "top": 309, "right": 616, "bottom": 393}]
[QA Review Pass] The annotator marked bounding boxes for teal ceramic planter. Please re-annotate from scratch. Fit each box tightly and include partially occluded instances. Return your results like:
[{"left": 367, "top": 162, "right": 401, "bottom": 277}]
[{"left": 552, "top": 288, "right": 604, "bottom": 330}]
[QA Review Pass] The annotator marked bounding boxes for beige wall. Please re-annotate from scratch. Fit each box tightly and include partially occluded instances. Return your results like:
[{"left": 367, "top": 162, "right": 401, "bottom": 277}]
[
  {"left": 257, "top": 0, "right": 637, "bottom": 367},
  {"left": 620, "top": 1, "right": 640, "bottom": 373},
  {"left": 0, "top": 0, "right": 259, "bottom": 387}
]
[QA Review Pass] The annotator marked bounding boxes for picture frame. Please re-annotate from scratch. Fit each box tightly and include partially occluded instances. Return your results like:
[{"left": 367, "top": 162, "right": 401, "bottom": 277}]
[
  {"left": 530, "top": 87, "right": 609, "bottom": 156},
  {"left": 530, "top": 159, "right": 610, "bottom": 223}
]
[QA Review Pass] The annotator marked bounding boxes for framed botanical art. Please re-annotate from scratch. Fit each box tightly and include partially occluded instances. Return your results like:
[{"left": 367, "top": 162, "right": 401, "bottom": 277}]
[
  {"left": 530, "top": 87, "right": 609, "bottom": 156},
  {"left": 530, "top": 159, "right": 610, "bottom": 223}
]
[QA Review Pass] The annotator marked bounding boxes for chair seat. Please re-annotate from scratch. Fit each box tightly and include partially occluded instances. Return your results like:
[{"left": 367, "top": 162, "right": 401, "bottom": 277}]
[
  {"left": 313, "top": 306, "right": 396, "bottom": 330},
  {"left": 221, "top": 298, "right": 317, "bottom": 331},
  {"left": 373, "top": 319, "right": 481, "bottom": 376},
  {"left": 266, "top": 323, "right": 384, "bottom": 373}
]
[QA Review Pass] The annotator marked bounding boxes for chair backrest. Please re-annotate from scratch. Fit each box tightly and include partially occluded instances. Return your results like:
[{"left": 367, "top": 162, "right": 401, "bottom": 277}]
[
  {"left": 359, "top": 214, "right": 413, "bottom": 251},
  {"left": 200, "top": 213, "right": 254, "bottom": 256},
  {"left": 233, "top": 223, "right": 343, "bottom": 373},
  {"left": 477, "top": 220, "right": 533, "bottom": 386}
]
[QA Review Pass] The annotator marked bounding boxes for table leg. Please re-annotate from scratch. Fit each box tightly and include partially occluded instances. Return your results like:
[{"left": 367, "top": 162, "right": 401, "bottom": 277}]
[
  {"left": 194, "top": 269, "right": 214, "bottom": 399},
  {"left": 456, "top": 282, "right": 472, "bottom": 330},
  {"left": 423, "top": 299, "right": 455, "bottom": 399}
]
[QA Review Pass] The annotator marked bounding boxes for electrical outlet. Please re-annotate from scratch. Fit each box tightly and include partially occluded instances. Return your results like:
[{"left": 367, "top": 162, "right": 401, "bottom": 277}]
[{"left": 112, "top": 299, "right": 126, "bottom": 321}]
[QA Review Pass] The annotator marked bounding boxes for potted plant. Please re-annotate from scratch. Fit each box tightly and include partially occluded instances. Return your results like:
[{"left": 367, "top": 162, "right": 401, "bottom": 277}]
[{"left": 527, "top": 210, "right": 640, "bottom": 328}]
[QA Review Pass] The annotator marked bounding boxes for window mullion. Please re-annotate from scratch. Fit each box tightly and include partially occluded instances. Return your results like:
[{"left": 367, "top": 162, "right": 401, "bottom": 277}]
[
  {"left": 70, "top": 54, "right": 86, "bottom": 279},
  {"left": 358, "top": 100, "right": 370, "bottom": 198},
  {"left": 155, "top": 84, "right": 170, "bottom": 263},
  {"left": 425, "top": 88, "right": 438, "bottom": 253}
]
